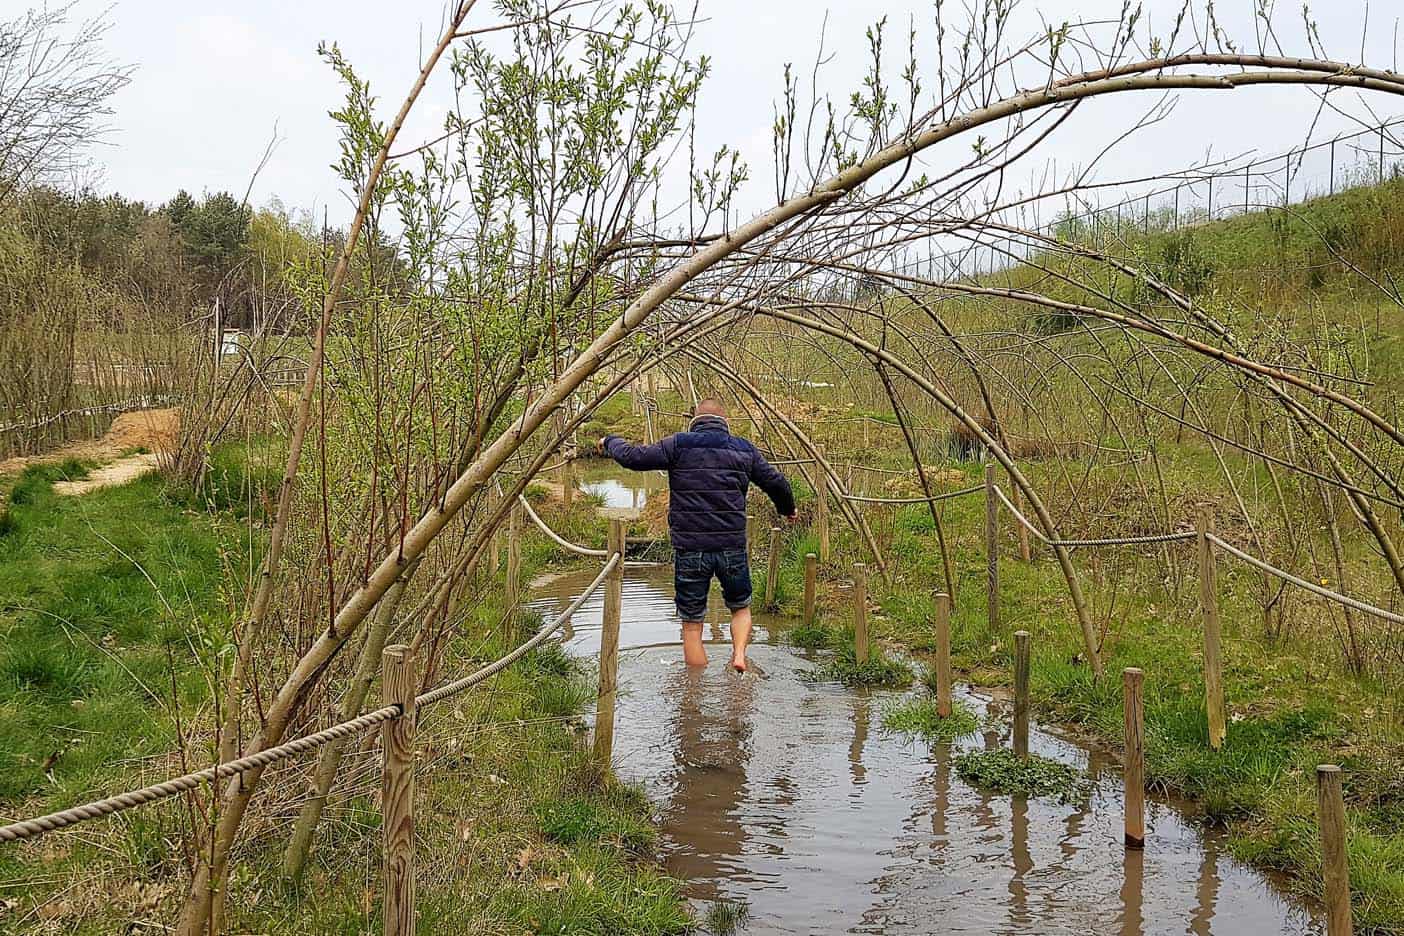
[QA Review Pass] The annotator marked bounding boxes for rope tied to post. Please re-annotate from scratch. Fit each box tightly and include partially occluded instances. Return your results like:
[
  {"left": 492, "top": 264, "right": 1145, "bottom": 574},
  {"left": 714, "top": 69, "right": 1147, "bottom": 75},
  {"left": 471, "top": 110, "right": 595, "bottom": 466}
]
[
  {"left": 0, "top": 553, "right": 623, "bottom": 845},
  {"left": 992, "top": 484, "right": 1197, "bottom": 548}
]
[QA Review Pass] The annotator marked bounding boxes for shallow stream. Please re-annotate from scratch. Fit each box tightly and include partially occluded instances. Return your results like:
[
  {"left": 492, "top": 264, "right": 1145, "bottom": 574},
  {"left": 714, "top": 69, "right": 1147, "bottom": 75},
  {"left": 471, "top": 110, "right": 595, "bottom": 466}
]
[{"left": 529, "top": 563, "right": 1324, "bottom": 935}]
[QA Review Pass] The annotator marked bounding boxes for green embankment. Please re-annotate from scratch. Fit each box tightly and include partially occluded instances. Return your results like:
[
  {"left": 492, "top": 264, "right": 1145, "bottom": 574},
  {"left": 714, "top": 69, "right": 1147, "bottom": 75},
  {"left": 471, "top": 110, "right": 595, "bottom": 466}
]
[{"left": 0, "top": 457, "right": 690, "bottom": 934}]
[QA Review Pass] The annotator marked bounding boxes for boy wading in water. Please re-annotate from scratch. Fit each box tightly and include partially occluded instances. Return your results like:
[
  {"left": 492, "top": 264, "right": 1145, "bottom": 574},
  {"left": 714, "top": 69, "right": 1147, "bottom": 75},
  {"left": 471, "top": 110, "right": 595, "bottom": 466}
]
[{"left": 599, "top": 399, "right": 796, "bottom": 672}]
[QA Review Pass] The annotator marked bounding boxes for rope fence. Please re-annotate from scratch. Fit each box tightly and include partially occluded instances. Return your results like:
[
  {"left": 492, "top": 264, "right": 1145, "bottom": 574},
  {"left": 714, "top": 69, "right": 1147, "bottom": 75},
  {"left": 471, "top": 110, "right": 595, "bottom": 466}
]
[
  {"left": 517, "top": 495, "right": 667, "bottom": 568},
  {"left": 0, "top": 553, "right": 622, "bottom": 845},
  {"left": 992, "top": 484, "right": 1196, "bottom": 548}
]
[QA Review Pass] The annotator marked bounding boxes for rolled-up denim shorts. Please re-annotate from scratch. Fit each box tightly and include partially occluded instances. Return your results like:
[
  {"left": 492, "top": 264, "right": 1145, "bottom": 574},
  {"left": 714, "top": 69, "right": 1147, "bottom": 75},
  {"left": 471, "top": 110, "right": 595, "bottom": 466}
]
[{"left": 674, "top": 548, "right": 752, "bottom": 622}]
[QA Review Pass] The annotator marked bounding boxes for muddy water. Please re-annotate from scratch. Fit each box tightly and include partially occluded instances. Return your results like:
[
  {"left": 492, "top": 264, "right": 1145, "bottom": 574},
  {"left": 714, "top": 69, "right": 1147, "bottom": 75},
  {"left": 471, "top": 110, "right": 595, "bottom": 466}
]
[
  {"left": 577, "top": 459, "right": 666, "bottom": 510},
  {"left": 530, "top": 565, "right": 1323, "bottom": 935}
]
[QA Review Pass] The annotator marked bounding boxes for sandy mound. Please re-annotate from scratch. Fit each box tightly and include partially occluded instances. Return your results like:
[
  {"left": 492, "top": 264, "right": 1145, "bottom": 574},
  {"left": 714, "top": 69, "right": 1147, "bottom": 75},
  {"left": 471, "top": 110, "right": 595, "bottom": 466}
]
[
  {"left": 0, "top": 407, "right": 180, "bottom": 495},
  {"left": 104, "top": 408, "right": 180, "bottom": 452}
]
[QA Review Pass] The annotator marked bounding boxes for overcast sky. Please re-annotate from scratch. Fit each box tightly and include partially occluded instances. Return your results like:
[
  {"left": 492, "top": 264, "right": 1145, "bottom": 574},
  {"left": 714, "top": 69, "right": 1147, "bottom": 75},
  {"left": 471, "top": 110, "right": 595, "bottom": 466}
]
[{"left": 79, "top": 0, "right": 1404, "bottom": 226}]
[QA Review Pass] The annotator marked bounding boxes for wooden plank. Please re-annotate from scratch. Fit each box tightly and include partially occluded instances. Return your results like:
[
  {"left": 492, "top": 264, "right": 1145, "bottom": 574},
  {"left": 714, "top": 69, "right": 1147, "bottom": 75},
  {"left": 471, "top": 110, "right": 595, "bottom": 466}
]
[
  {"left": 593, "top": 520, "right": 625, "bottom": 767},
  {"left": 1123, "top": 667, "right": 1145, "bottom": 849}
]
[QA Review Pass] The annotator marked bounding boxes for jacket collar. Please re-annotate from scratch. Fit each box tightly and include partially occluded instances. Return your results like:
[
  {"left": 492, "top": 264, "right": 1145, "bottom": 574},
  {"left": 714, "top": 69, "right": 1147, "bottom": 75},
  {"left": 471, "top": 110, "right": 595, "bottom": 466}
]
[{"left": 688, "top": 413, "right": 730, "bottom": 434}]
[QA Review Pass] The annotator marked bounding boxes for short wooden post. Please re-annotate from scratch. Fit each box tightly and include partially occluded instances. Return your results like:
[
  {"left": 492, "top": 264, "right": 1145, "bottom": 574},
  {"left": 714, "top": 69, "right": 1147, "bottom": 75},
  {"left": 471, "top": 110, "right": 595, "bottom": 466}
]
[
  {"left": 816, "top": 445, "right": 831, "bottom": 564},
  {"left": 935, "top": 592, "right": 952, "bottom": 718},
  {"left": 1012, "top": 482, "right": 1032, "bottom": 562},
  {"left": 803, "top": 553, "right": 818, "bottom": 626},
  {"left": 1316, "top": 764, "right": 1354, "bottom": 936},
  {"left": 506, "top": 503, "right": 523, "bottom": 608},
  {"left": 1196, "top": 507, "right": 1226, "bottom": 750},
  {"left": 381, "top": 645, "right": 418, "bottom": 936},
  {"left": 1123, "top": 667, "right": 1145, "bottom": 849},
  {"left": 1013, "top": 630, "right": 1030, "bottom": 759},
  {"left": 984, "top": 464, "right": 1000, "bottom": 633},
  {"left": 593, "top": 519, "right": 625, "bottom": 767},
  {"left": 764, "top": 526, "right": 782, "bottom": 609},
  {"left": 853, "top": 562, "right": 870, "bottom": 664},
  {"left": 746, "top": 513, "right": 756, "bottom": 552},
  {"left": 560, "top": 459, "right": 574, "bottom": 507}
]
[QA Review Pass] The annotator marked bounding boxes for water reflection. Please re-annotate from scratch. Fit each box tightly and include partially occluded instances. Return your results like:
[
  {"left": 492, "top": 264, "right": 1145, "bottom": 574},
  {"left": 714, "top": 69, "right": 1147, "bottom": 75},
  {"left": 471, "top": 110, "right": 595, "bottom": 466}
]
[
  {"left": 530, "top": 566, "right": 1325, "bottom": 935},
  {"left": 577, "top": 458, "right": 666, "bottom": 509}
]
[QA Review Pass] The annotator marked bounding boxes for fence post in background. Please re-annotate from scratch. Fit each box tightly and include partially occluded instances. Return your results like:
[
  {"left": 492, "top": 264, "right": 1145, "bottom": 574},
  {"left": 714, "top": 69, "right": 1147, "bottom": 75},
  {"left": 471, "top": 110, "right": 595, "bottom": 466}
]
[
  {"left": 803, "top": 552, "right": 818, "bottom": 626},
  {"left": 381, "top": 645, "right": 418, "bottom": 936},
  {"left": 1381, "top": 126, "right": 1387, "bottom": 184},
  {"left": 935, "top": 592, "right": 953, "bottom": 718},
  {"left": 1173, "top": 185, "right": 1180, "bottom": 230},
  {"left": 1284, "top": 152, "right": 1291, "bottom": 206},
  {"left": 1316, "top": 765, "right": 1354, "bottom": 936},
  {"left": 984, "top": 464, "right": 1000, "bottom": 633},
  {"left": 1123, "top": 667, "right": 1145, "bottom": 849},
  {"left": 1208, "top": 175, "right": 1214, "bottom": 219},
  {"left": 1011, "top": 481, "right": 1031, "bottom": 561},
  {"left": 746, "top": 513, "right": 757, "bottom": 553},
  {"left": 816, "top": 445, "right": 831, "bottom": 564},
  {"left": 560, "top": 458, "right": 574, "bottom": 508},
  {"left": 593, "top": 519, "right": 625, "bottom": 767},
  {"left": 1196, "top": 507, "right": 1226, "bottom": 750},
  {"left": 764, "top": 526, "right": 782, "bottom": 609},
  {"left": 506, "top": 503, "right": 522, "bottom": 608},
  {"left": 1330, "top": 138, "right": 1337, "bottom": 196},
  {"left": 1013, "top": 630, "right": 1030, "bottom": 759},
  {"left": 853, "top": 561, "right": 870, "bottom": 665}
]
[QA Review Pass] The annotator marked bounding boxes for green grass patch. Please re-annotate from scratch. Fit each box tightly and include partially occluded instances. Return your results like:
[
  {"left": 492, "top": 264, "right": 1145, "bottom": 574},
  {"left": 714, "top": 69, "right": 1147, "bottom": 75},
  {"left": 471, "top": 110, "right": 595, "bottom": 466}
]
[
  {"left": 702, "top": 899, "right": 752, "bottom": 935},
  {"left": 787, "top": 618, "right": 836, "bottom": 649},
  {"left": 954, "top": 749, "right": 1080, "bottom": 800},
  {"left": 807, "top": 638, "right": 913, "bottom": 688},
  {"left": 882, "top": 696, "right": 978, "bottom": 742}
]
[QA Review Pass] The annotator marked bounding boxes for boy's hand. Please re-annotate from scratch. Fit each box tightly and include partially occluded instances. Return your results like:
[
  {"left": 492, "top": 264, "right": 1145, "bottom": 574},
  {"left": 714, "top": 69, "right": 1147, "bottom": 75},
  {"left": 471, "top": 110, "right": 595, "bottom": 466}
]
[{"left": 597, "top": 437, "right": 608, "bottom": 456}]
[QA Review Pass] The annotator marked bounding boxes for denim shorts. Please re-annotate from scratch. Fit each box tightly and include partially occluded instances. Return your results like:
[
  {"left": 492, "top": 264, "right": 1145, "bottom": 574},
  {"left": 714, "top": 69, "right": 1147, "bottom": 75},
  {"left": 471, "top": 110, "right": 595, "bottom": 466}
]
[{"left": 674, "top": 549, "right": 752, "bottom": 622}]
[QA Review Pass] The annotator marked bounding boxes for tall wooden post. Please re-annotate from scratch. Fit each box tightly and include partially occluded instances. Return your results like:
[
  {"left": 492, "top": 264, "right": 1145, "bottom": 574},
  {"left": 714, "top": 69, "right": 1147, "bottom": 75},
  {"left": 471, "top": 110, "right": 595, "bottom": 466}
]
[
  {"left": 506, "top": 503, "right": 522, "bottom": 608},
  {"left": 594, "top": 519, "right": 625, "bottom": 767},
  {"left": 1123, "top": 667, "right": 1145, "bottom": 849},
  {"left": 984, "top": 464, "right": 1000, "bottom": 633},
  {"left": 853, "top": 562, "right": 870, "bottom": 665},
  {"left": 1316, "top": 764, "right": 1354, "bottom": 936},
  {"left": 560, "top": 459, "right": 574, "bottom": 507},
  {"left": 1013, "top": 630, "right": 1030, "bottom": 759},
  {"left": 381, "top": 645, "right": 418, "bottom": 936},
  {"left": 934, "top": 592, "right": 953, "bottom": 718},
  {"left": 803, "top": 552, "right": 818, "bottom": 626},
  {"left": 1196, "top": 507, "right": 1226, "bottom": 750},
  {"left": 764, "top": 526, "right": 782, "bottom": 609},
  {"left": 1012, "top": 482, "right": 1032, "bottom": 562},
  {"left": 816, "top": 445, "right": 831, "bottom": 564}
]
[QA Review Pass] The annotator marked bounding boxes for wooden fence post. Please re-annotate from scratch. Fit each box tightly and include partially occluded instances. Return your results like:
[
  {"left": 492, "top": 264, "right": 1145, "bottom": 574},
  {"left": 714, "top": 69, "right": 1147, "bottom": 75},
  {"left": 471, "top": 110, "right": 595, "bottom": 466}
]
[
  {"left": 1013, "top": 630, "right": 1030, "bottom": 758},
  {"left": 816, "top": 445, "right": 831, "bottom": 564},
  {"left": 1197, "top": 507, "right": 1226, "bottom": 750},
  {"left": 762, "top": 526, "right": 782, "bottom": 609},
  {"left": 381, "top": 645, "right": 418, "bottom": 936},
  {"left": 560, "top": 459, "right": 574, "bottom": 507},
  {"left": 594, "top": 519, "right": 625, "bottom": 767},
  {"left": 935, "top": 592, "right": 953, "bottom": 718},
  {"left": 803, "top": 552, "right": 818, "bottom": 626},
  {"left": 1123, "top": 667, "right": 1145, "bottom": 849},
  {"left": 506, "top": 503, "right": 522, "bottom": 608},
  {"left": 985, "top": 464, "right": 1000, "bottom": 633},
  {"left": 1316, "top": 764, "right": 1354, "bottom": 936},
  {"left": 1012, "top": 482, "right": 1032, "bottom": 562},
  {"left": 853, "top": 562, "right": 870, "bottom": 664}
]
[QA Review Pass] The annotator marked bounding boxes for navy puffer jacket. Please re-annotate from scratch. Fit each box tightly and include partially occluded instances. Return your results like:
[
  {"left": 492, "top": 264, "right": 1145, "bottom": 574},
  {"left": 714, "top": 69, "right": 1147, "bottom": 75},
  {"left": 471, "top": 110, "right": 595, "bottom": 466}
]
[{"left": 603, "top": 415, "right": 795, "bottom": 552}]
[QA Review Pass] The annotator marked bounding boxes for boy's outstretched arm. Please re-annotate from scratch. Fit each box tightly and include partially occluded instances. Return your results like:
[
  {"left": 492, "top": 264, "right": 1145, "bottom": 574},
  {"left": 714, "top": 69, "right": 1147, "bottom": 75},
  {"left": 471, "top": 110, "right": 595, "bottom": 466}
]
[
  {"left": 599, "top": 434, "right": 675, "bottom": 471},
  {"left": 749, "top": 448, "right": 796, "bottom": 518}
]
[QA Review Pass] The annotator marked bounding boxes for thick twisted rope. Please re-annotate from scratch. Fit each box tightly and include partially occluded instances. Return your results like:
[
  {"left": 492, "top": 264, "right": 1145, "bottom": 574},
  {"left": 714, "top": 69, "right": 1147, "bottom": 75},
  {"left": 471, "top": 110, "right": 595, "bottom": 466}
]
[
  {"left": 993, "top": 485, "right": 1196, "bottom": 547},
  {"left": 0, "top": 553, "right": 621, "bottom": 844},
  {"left": 517, "top": 496, "right": 668, "bottom": 568},
  {"left": 418, "top": 554, "right": 618, "bottom": 705},
  {"left": 1206, "top": 533, "right": 1403, "bottom": 624}
]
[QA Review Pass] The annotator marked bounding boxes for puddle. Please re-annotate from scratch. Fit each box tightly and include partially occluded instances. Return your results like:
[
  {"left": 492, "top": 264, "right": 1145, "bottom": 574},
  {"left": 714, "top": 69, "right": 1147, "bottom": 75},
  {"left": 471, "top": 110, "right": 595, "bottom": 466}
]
[
  {"left": 577, "top": 459, "right": 667, "bottom": 509},
  {"left": 530, "top": 566, "right": 1323, "bottom": 935}
]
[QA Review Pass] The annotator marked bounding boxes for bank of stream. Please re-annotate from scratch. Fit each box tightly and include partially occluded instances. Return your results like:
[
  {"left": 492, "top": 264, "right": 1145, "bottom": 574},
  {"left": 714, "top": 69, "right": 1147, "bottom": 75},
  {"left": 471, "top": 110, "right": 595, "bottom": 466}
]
[{"left": 530, "top": 558, "right": 1325, "bottom": 935}]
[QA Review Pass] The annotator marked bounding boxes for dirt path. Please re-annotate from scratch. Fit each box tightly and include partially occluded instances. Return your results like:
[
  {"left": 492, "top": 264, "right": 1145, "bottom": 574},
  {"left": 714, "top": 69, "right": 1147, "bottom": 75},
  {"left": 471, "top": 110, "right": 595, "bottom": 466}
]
[{"left": 0, "top": 408, "right": 180, "bottom": 495}]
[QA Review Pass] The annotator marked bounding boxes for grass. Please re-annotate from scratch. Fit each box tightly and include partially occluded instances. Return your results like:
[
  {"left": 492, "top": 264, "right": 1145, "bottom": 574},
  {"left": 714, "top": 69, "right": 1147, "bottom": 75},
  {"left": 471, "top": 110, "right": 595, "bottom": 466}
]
[
  {"left": 701, "top": 899, "right": 751, "bottom": 935},
  {"left": 807, "top": 638, "right": 913, "bottom": 689},
  {"left": 0, "top": 457, "right": 693, "bottom": 934},
  {"left": 954, "top": 749, "right": 1081, "bottom": 800},
  {"left": 882, "top": 696, "right": 979, "bottom": 742}
]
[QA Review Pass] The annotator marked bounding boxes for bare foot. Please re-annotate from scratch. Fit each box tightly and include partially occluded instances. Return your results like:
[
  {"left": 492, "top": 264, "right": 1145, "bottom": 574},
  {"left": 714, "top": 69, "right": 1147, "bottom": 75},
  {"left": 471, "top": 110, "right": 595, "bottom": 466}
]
[{"left": 730, "top": 655, "right": 748, "bottom": 674}]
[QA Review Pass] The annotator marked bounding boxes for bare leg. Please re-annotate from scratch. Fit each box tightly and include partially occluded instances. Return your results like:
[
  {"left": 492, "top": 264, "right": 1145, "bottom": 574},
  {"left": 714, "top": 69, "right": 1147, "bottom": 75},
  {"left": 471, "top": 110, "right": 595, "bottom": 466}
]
[
  {"left": 729, "top": 606, "right": 752, "bottom": 673},
  {"left": 681, "top": 621, "right": 707, "bottom": 667}
]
